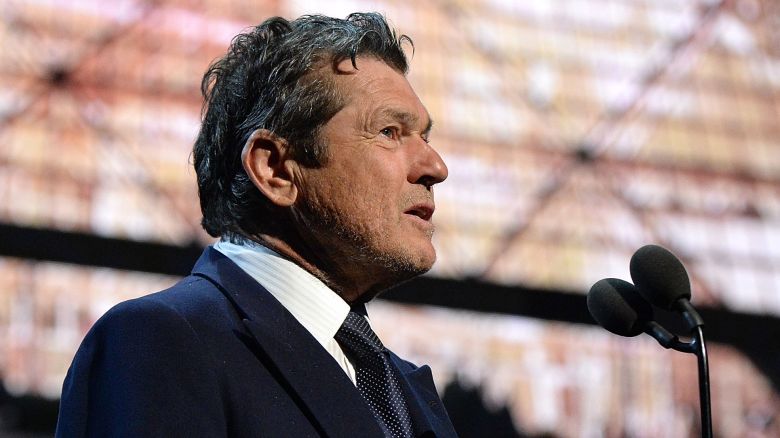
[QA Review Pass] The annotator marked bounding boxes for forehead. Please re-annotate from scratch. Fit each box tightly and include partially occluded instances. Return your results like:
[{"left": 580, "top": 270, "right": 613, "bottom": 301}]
[{"left": 328, "top": 57, "right": 430, "bottom": 124}]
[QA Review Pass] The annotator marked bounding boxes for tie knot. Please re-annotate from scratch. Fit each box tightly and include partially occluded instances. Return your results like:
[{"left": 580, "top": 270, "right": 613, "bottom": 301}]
[{"left": 335, "top": 311, "right": 385, "bottom": 359}]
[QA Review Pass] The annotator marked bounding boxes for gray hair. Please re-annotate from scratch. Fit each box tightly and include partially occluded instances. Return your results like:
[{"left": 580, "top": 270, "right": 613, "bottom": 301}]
[{"left": 192, "top": 13, "right": 411, "bottom": 241}]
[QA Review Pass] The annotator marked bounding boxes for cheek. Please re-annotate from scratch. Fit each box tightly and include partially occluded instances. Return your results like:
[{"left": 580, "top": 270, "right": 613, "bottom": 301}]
[
  {"left": 316, "top": 154, "right": 409, "bottom": 226},
  {"left": 353, "top": 185, "right": 401, "bottom": 225}
]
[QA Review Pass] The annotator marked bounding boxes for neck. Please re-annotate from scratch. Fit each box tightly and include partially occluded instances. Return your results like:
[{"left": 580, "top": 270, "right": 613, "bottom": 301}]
[{"left": 248, "top": 232, "right": 378, "bottom": 304}]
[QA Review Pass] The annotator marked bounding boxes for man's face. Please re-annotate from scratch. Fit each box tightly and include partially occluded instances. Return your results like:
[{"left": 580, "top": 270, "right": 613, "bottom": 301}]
[{"left": 292, "top": 57, "right": 448, "bottom": 301}]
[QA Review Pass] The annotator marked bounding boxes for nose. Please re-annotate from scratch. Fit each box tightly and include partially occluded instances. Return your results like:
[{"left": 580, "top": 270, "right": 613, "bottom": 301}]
[{"left": 409, "top": 139, "right": 448, "bottom": 188}]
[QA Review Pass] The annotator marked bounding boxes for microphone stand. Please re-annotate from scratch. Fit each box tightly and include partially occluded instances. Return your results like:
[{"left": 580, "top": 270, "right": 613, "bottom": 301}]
[
  {"left": 675, "top": 298, "right": 712, "bottom": 438},
  {"left": 679, "top": 300, "right": 713, "bottom": 438},
  {"left": 644, "top": 301, "right": 712, "bottom": 438},
  {"left": 691, "top": 326, "right": 712, "bottom": 438}
]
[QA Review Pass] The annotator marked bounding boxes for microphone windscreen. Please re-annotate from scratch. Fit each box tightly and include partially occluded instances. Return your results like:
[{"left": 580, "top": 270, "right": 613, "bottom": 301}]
[
  {"left": 587, "top": 278, "right": 653, "bottom": 337},
  {"left": 629, "top": 244, "right": 691, "bottom": 309}
]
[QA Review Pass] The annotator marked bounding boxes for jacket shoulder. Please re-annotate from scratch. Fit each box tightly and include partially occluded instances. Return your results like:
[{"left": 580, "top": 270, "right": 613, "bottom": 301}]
[
  {"left": 56, "top": 275, "right": 230, "bottom": 437},
  {"left": 104, "top": 274, "right": 239, "bottom": 331}
]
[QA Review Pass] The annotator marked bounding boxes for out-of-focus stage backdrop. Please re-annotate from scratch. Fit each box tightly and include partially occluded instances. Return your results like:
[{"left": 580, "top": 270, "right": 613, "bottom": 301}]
[{"left": 1, "top": 0, "right": 779, "bottom": 436}]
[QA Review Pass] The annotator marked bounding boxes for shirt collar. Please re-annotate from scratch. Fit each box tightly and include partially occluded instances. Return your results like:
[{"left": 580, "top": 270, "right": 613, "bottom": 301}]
[{"left": 213, "top": 239, "right": 350, "bottom": 348}]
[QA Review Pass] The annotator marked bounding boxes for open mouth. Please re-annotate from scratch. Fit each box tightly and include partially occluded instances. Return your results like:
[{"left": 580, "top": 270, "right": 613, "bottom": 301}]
[{"left": 404, "top": 204, "right": 434, "bottom": 221}]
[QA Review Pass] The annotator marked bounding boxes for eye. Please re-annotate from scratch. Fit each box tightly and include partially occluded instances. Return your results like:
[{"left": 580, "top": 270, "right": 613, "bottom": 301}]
[{"left": 380, "top": 127, "right": 400, "bottom": 140}]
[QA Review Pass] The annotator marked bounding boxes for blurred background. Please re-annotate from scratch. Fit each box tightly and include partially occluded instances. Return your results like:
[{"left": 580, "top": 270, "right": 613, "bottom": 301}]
[{"left": 1, "top": 0, "right": 779, "bottom": 436}]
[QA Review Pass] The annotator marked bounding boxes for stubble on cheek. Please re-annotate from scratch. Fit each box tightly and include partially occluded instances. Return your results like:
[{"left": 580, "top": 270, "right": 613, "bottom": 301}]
[{"left": 297, "top": 186, "right": 434, "bottom": 285}]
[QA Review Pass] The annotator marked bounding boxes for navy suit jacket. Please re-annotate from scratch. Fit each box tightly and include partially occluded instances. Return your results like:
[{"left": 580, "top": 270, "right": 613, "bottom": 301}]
[{"left": 56, "top": 247, "right": 456, "bottom": 437}]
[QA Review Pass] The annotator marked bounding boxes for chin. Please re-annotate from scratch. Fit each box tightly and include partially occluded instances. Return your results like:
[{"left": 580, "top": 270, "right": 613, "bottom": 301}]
[
  {"left": 395, "top": 245, "right": 437, "bottom": 277},
  {"left": 415, "top": 251, "right": 437, "bottom": 273},
  {"left": 354, "top": 247, "right": 435, "bottom": 304}
]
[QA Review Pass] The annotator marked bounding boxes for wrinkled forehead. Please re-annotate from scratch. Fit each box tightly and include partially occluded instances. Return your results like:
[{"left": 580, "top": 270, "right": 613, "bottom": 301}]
[{"left": 325, "top": 56, "right": 430, "bottom": 124}]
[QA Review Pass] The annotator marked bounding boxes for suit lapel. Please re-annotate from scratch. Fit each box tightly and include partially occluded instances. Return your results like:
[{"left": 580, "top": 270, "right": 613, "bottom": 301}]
[
  {"left": 192, "top": 248, "right": 385, "bottom": 437},
  {"left": 392, "top": 355, "right": 457, "bottom": 437}
]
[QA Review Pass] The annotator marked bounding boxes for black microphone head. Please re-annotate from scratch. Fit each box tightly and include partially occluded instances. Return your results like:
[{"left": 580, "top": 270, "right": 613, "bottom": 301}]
[
  {"left": 587, "top": 278, "right": 654, "bottom": 337},
  {"left": 630, "top": 244, "right": 691, "bottom": 309}
]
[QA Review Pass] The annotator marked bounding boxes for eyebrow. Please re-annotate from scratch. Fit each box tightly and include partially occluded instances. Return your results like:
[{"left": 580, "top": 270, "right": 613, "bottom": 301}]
[{"left": 377, "top": 108, "right": 434, "bottom": 135}]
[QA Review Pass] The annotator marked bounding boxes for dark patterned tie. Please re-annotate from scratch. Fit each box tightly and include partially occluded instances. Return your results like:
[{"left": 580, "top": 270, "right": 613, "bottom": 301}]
[{"left": 335, "top": 309, "right": 414, "bottom": 438}]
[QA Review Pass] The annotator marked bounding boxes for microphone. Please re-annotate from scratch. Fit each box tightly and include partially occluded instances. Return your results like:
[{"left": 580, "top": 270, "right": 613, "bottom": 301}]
[
  {"left": 630, "top": 244, "right": 703, "bottom": 327},
  {"left": 587, "top": 278, "right": 684, "bottom": 350},
  {"left": 587, "top": 278, "right": 650, "bottom": 337},
  {"left": 628, "top": 244, "right": 712, "bottom": 437}
]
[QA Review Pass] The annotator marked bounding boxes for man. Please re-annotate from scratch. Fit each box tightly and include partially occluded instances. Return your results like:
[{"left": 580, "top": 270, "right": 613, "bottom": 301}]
[{"left": 56, "top": 12, "right": 457, "bottom": 437}]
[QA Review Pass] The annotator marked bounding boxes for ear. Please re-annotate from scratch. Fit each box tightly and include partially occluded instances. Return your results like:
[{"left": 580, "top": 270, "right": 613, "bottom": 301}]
[{"left": 241, "top": 129, "right": 298, "bottom": 207}]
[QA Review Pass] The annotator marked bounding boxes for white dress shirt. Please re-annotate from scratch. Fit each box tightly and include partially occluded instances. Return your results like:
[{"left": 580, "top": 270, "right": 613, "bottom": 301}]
[{"left": 213, "top": 239, "right": 358, "bottom": 384}]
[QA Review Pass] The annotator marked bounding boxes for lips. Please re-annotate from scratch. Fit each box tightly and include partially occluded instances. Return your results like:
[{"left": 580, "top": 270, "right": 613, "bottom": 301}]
[{"left": 404, "top": 203, "right": 434, "bottom": 221}]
